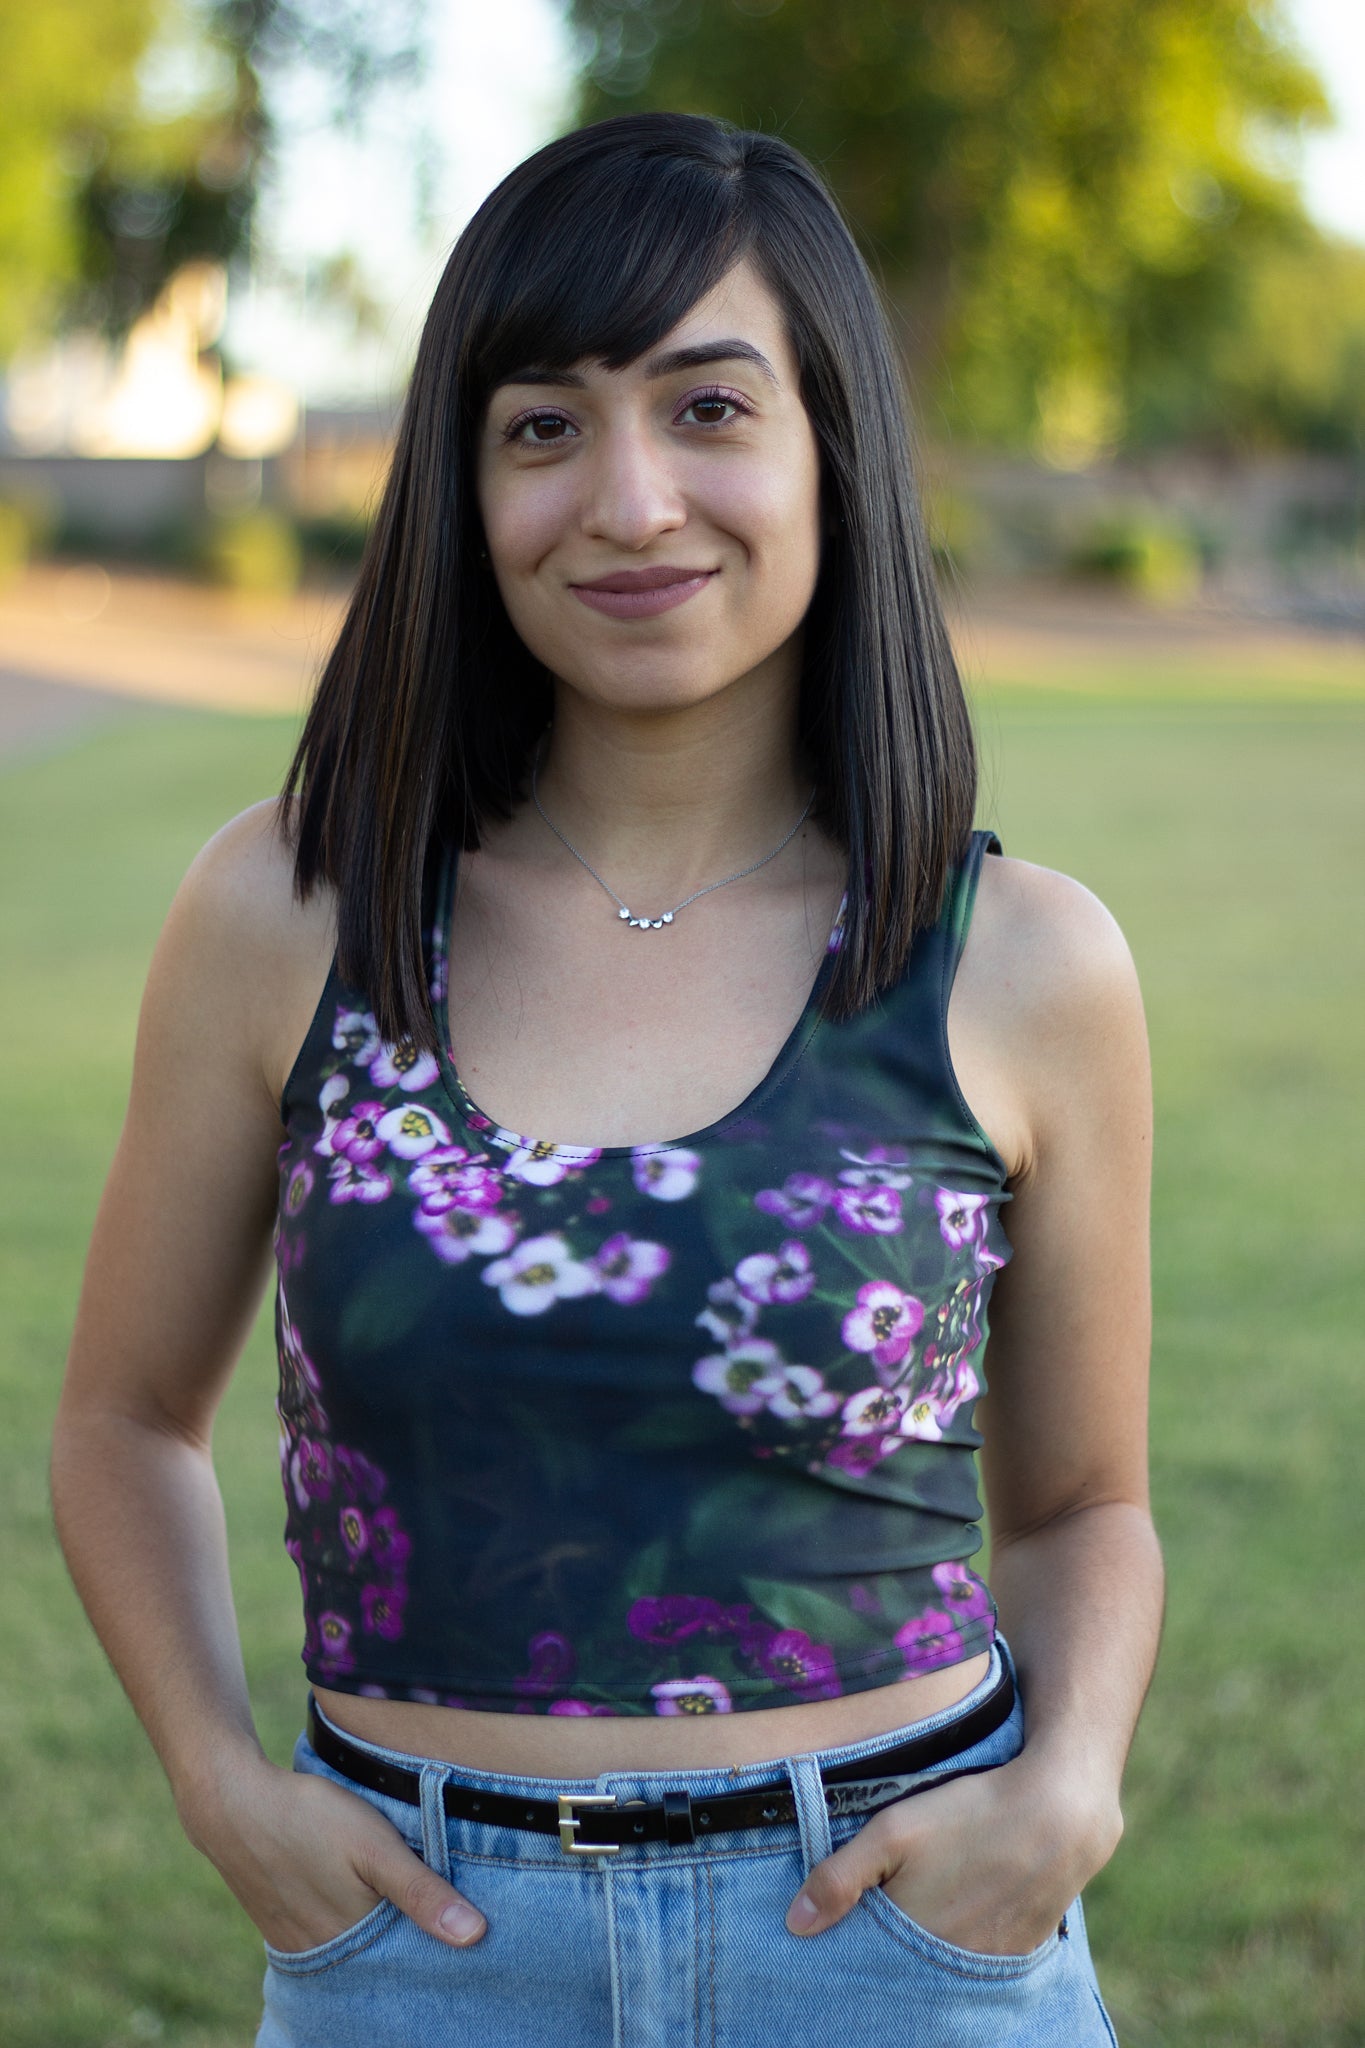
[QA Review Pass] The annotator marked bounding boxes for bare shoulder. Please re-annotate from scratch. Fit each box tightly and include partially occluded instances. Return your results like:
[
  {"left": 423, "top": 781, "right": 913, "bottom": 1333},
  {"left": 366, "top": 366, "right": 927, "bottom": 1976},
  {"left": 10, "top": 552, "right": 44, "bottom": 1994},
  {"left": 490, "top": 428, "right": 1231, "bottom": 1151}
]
[
  {"left": 152, "top": 798, "right": 337, "bottom": 1109},
  {"left": 968, "top": 850, "right": 1143, "bottom": 1032},
  {"left": 950, "top": 852, "right": 1148, "bottom": 1180}
]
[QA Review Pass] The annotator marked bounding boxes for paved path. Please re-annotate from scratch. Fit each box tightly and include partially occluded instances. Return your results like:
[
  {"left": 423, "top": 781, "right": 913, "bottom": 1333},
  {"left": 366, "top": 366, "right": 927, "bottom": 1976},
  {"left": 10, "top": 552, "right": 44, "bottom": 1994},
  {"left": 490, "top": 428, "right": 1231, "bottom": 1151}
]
[
  {"left": 0, "top": 563, "right": 346, "bottom": 763},
  {"left": 2, "top": 562, "right": 1359, "bottom": 767}
]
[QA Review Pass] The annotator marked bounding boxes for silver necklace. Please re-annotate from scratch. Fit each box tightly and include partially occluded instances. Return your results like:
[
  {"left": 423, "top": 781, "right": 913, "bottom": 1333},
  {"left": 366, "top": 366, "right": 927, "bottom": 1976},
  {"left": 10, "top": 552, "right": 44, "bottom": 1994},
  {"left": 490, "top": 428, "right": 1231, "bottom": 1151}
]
[{"left": 531, "top": 754, "right": 816, "bottom": 930}]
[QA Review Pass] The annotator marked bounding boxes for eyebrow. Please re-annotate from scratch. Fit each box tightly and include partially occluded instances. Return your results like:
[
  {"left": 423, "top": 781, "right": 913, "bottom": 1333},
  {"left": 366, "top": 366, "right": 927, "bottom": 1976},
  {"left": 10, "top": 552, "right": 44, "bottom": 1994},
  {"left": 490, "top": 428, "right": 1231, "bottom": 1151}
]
[{"left": 495, "top": 339, "right": 780, "bottom": 392}]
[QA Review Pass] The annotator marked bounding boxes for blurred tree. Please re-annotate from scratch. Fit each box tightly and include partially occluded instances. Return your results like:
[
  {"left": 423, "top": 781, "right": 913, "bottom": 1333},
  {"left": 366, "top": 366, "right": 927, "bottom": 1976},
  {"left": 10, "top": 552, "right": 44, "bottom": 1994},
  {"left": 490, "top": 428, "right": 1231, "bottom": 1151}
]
[
  {"left": 0, "top": 0, "right": 426, "bottom": 363},
  {"left": 568, "top": 0, "right": 1350, "bottom": 455}
]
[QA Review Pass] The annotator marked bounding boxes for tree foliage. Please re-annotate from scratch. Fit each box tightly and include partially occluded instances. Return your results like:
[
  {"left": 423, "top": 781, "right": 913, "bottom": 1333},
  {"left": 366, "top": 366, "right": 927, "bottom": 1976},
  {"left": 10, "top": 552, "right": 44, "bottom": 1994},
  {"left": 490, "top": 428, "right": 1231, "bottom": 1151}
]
[
  {"left": 568, "top": 0, "right": 1356, "bottom": 454},
  {"left": 0, "top": 0, "right": 425, "bottom": 364}
]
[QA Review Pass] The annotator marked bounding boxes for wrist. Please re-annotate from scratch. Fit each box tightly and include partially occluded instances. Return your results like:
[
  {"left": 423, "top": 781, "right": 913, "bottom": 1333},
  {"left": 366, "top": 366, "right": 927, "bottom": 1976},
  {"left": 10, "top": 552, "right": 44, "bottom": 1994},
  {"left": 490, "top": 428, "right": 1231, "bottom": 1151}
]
[
  {"left": 173, "top": 1734, "right": 279, "bottom": 1857},
  {"left": 1009, "top": 1742, "right": 1125, "bottom": 1888}
]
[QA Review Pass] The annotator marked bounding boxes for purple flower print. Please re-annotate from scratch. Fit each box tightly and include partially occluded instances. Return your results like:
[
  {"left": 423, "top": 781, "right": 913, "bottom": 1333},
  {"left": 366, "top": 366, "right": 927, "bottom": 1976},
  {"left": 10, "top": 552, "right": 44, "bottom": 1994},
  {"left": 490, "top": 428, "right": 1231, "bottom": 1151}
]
[
  {"left": 735, "top": 1239, "right": 817, "bottom": 1306},
  {"left": 368, "top": 1507, "right": 411, "bottom": 1575},
  {"left": 369, "top": 1039, "right": 440, "bottom": 1092},
  {"left": 290, "top": 1435, "right": 333, "bottom": 1508},
  {"left": 825, "top": 1433, "right": 904, "bottom": 1478},
  {"left": 841, "top": 1280, "right": 925, "bottom": 1374},
  {"left": 895, "top": 1608, "right": 965, "bottom": 1675},
  {"left": 651, "top": 1676, "right": 733, "bottom": 1715},
  {"left": 482, "top": 1232, "right": 599, "bottom": 1315},
  {"left": 840, "top": 1385, "right": 907, "bottom": 1438},
  {"left": 758, "top": 1365, "right": 841, "bottom": 1421},
  {"left": 409, "top": 1147, "right": 504, "bottom": 1216},
  {"left": 849, "top": 1583, "right": 883, "bottom": 1617},
  {"left": 515, "top": 1630, "right": 577, "bottom": 1696},
  {"left": 361, "top": 1581, "right": 407, "bottom": 1641},
  {"left": 754, "top": 1172, "right": 834, "bottom": 1229},
  {"left": 692, "top": 1337, "right": 786, "bottom": 1415},
  {"left": 498, "top": 1136, "right": 603, "bottom": 1186},
  {"left": 585, "top": 1193, "right": 612, "bottom": 1216},
  {"left": 832, "top": 1185, "right": 904, "bottom": 1236},
  {"left": 332, "top": 1008, "right": 380, "bottom": 1065},
  {"left": 548, "top": 1699, "right": 617, "bottom": 1716},
  {"left": 317, "top": 1610, "right": 354, "bottom": 1676},
  {"left": 313, "top": 1073, "right": 351, "bottom": 1158},
  {"left": 931, "top": 1562, "right": 993, "bottom": 1625},
  {"left": 338, "top": 1504, "right": 368, "bottom": 1559},
  {"left": 694, "top": 1277, "right": 760, "bottom": 1348},
  {"left": 591, "top": 1232, "right": 671, "bottom": 1305},
  {"left": 899, "top": 1395, "right": 945, "bottom": 1442},
  {"left": 933, "top": 1356, "right": 981, "bottom": 1429},
  {"left": 628, "top": 1595, "right": 726, "bottom": 1645},
  {"left": 759, "top": 1629, "right": 842, "bottom": 1701},
  {"left": 837, "top": 1145, "right": 913, "bottom": 1190},
  {"left": 935, "top": 1189, "right": 989, "bottom": 1251},
  {"left": 283, "top": 1161, "right": 314, "bottom": 1217},
  {"left": 631, "top": 1146, "right": 701, "bottom": 1202},
  {"left": 331, "top": 1101, "right": 388, "bottom": 1164},
  {"left": 415, "top": 1205, "right": 519, "bottom": 1266},
  {"left": 327, "top": 1155, "right": 392, "bottom": 1204},
  {"left": 376, "top": 1102, "right": 451, "bottom": 1161},
  {"left": 335, "top": 1447, "right": 387, "bottom": 1504}
]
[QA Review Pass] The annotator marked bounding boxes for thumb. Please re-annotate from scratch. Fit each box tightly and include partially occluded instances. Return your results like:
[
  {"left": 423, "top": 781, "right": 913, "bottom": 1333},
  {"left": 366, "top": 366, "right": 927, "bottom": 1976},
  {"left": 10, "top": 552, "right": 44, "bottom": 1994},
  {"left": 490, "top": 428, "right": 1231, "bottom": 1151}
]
[
  {"left": 357, "top": 1836, "right": 487, "bottom": 1946},
  {"left": 786, "top": 1819, "right": 901, "bottom": 1936}
]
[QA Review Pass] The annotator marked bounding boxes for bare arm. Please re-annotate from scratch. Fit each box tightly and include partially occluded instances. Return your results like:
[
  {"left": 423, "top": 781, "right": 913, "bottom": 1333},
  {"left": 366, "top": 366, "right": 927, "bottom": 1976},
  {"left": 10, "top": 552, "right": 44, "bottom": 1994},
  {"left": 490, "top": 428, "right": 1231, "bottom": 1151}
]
[
  {"left": 51, "top": 804, "right": 487, "bottom": 1952},
  {"left": 786, "top": 858, "right": 1163, "bottom": 1948}
]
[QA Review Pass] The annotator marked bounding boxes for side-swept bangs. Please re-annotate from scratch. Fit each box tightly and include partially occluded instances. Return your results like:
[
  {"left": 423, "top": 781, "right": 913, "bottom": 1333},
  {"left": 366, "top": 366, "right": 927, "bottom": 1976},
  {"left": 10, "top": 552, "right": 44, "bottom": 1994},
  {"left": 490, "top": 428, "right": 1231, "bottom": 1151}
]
[{"left": 281, "top": 112, "right": 976, "bottom": 1053}]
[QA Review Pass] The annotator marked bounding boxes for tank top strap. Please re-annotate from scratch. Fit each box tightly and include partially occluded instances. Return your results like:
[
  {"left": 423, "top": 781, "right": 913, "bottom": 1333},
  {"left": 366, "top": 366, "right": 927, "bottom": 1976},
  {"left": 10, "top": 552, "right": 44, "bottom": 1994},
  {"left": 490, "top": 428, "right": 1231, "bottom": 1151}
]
[{"left": 939, "top": 828, "right": 1001, "bottom": 996}]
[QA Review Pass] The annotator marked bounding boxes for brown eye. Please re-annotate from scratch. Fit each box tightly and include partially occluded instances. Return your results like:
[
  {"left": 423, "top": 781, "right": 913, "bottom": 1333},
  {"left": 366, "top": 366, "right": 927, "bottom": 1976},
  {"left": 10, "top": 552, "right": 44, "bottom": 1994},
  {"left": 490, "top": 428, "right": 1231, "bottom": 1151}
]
[{"left": 505, "top": 411, "right": 577, "bottom": 445}]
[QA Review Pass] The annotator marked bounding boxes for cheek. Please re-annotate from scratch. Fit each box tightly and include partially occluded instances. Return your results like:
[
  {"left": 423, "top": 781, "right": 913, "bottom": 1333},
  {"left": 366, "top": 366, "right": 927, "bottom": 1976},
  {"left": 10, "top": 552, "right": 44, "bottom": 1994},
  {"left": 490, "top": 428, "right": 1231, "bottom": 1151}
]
[{"left": 479, "top": 470, "right": 577, "bottom": 585}]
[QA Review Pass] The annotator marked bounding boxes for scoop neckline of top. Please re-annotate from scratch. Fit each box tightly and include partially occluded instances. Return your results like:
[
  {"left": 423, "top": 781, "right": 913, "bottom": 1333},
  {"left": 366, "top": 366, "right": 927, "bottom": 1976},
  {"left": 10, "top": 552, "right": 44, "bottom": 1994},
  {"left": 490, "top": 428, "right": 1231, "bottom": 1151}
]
[{"left": 428, "top": 838, "right": 848, "bottom": 1162}]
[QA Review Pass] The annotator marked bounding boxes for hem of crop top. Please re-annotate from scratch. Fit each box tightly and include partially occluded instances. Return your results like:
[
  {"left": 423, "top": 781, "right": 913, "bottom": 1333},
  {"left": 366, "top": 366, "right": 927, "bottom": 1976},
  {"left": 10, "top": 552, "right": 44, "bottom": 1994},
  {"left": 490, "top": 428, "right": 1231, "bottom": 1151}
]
[{"left": 303, "top": 1611, "right": 998, "bottom": 1714}]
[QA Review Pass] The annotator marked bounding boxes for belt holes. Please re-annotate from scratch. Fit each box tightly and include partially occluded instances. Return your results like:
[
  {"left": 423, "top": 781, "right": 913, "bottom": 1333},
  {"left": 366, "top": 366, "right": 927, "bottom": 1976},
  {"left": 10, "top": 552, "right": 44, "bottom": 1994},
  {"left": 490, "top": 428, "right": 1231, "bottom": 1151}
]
[
  {"left": 761, "top": 1804, "right": 779, "bottom": 1821},
  {"left": 526, "top": 1809, "right": 537, "bottom": 1823},
  {"left": 698, "top": 1811, "right": 711, "bottom": 1827},
  {"left": 633, "top": 1821, "right": 645, "bottom": 1836},
  {"left": 471, "top": 1800, "right": 482, "bottom": 1813}
]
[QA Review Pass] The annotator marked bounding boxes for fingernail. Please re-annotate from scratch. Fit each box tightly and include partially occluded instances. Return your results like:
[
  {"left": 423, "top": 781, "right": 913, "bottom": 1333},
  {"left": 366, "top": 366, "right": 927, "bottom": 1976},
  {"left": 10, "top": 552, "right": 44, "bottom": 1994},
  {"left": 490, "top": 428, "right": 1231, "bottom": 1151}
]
[
  {"left": 786, "top": 1892, "right": 820, "bottom": 1932},
  {"left": 439, "top": 1903, "right": 485, "bottom": 1942}
]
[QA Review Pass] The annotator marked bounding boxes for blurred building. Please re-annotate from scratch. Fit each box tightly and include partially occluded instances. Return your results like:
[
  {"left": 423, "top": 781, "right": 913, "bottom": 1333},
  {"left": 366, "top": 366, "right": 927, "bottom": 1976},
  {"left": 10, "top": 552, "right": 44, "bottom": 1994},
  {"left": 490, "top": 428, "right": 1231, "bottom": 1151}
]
[{"left": 0, "top": 260, "right": 398, "bottom": 552}]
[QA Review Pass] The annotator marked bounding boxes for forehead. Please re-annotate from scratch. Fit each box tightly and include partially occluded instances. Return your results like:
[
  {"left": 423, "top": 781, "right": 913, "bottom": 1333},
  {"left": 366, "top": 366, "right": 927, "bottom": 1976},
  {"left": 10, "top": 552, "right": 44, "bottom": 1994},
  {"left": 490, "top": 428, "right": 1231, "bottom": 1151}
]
[{"left": 489, "top": 259, "right": 796, "bottom": 394}]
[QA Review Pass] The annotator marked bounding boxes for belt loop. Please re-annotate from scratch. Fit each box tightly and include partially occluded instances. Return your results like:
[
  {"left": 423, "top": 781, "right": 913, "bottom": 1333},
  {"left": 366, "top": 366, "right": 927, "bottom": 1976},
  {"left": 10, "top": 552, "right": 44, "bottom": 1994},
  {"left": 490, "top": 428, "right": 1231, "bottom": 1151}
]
[
  {"left": 786, "top": 1753, "right": 833, "bottom": 1876},
  {"left": 418, "top": 1763, "right": 456, "bottom": 1880}
]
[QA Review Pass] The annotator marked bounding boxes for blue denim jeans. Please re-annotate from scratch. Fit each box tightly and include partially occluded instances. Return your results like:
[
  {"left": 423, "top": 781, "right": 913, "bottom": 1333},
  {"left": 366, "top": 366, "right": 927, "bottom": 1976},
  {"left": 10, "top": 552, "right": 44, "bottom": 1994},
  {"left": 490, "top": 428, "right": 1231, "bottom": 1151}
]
[{"left": 257, "top": 1640, "right": 1117, "bottom": 2047}]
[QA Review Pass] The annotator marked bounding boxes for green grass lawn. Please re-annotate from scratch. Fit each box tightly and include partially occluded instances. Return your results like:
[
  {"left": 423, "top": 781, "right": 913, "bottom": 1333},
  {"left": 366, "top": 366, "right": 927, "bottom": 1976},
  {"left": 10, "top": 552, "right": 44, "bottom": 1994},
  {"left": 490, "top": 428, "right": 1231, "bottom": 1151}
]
[{"left": 2, "top": 684, "right": 1362, "bottom": 2046}]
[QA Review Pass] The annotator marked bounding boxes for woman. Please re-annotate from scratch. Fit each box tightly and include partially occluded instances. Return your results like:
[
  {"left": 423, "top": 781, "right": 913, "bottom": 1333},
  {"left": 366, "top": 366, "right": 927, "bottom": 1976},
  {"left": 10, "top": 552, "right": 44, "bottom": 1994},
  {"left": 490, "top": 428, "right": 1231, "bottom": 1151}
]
[{"left": 52, "top": 113, "right": 1161, "bottom": 2045}]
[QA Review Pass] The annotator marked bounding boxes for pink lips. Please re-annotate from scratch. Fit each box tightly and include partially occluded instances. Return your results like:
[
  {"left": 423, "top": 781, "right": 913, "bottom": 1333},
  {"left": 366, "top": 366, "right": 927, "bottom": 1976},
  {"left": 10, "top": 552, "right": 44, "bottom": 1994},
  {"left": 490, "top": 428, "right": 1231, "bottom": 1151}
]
[{"left": 570, "top": 566, "right": 718, "bottom": 620}]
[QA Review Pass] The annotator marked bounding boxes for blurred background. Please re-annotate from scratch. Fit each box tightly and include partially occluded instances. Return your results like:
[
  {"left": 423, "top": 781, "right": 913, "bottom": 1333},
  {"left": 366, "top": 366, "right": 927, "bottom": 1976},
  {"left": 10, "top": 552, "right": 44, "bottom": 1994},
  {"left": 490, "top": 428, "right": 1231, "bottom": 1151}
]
[{"left": 1, "top": 4, "right": 1360, "bottom": 2045}]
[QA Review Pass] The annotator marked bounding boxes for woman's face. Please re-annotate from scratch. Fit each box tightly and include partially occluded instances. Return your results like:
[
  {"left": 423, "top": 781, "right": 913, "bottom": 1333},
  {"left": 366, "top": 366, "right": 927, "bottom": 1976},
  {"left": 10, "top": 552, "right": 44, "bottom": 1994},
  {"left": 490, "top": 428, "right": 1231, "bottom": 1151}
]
[{"left": 475, "top": 259, "right": 823, "bottom": 721}]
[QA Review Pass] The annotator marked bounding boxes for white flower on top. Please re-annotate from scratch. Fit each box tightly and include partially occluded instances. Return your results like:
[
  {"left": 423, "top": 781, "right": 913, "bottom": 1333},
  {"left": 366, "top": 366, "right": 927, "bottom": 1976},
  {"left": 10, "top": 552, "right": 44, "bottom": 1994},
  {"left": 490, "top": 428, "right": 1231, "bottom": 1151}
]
[{"left": 482, "top": 1233, "right": 600, "bottom": 1316}]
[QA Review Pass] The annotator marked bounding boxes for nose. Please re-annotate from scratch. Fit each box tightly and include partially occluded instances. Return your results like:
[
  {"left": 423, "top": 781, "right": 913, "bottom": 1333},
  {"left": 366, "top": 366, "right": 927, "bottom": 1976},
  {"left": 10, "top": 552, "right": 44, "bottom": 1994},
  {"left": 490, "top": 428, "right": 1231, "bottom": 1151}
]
[{"left": 579, "top": 420, "right": 687, "bottom": 550}]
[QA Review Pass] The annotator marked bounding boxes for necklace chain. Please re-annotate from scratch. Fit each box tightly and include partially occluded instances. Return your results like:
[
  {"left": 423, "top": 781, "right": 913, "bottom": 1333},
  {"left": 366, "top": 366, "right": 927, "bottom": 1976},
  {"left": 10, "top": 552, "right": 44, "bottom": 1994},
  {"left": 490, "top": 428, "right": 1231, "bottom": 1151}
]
[{"left": 530, "top": 752, "right": 816, "bottom": 931}]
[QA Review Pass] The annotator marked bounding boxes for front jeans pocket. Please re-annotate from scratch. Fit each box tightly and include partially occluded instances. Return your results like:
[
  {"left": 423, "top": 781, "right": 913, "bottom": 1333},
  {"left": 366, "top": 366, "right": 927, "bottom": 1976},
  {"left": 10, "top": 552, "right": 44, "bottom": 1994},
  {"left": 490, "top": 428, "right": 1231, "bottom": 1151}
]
[
  {"left": 263, "top": 1897, "right": 404, "bottom": 1977},
  {"left": 859, "top": 1881, "right": 1064, "bottom": 1982}
]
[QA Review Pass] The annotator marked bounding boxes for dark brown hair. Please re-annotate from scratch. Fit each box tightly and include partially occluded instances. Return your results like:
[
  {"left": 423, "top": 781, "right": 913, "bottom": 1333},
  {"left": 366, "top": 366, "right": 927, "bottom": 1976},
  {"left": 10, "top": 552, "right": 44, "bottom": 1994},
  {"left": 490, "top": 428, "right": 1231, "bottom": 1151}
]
[{"left": 280, "top": 111, "right": 976, "bottom": 1050}]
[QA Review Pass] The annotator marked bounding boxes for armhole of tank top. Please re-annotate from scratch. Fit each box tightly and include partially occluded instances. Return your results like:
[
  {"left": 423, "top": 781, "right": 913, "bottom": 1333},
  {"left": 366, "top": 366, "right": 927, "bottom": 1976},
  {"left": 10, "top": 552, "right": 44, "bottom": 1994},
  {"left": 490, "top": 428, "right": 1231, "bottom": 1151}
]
[
  {"left": 277, "top": 948, "right": 344, "bottom": 1125},
  {"left": 939, "top": 829, "right": 1010, "bottom": 1180}
]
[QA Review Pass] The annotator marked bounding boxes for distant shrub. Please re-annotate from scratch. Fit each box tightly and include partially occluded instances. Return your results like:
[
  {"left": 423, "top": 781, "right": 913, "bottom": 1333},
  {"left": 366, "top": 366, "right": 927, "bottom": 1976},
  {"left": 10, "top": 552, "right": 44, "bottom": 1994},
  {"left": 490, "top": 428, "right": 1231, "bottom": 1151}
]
[
  {"left": 198, "top": 509, "right": 302, "bottom": 594},
  {"left": 1067, "top": 509, "right": 1203, "bottom": 603},
  {"left": 296, "top": 509, "right": 371, "bottom": 574}
]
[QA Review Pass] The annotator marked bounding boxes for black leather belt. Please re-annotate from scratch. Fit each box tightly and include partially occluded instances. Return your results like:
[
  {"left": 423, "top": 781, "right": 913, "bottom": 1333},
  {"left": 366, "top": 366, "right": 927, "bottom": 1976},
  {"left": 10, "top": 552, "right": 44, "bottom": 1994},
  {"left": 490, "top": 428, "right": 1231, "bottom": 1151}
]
[{"left": 306, "top": 1659, "right": 1014, "bottom": 1856}]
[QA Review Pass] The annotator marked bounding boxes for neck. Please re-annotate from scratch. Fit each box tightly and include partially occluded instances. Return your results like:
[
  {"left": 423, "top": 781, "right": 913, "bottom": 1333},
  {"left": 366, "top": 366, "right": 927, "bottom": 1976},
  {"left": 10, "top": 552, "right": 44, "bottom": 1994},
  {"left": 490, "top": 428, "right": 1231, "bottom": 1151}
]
[{"left": 529, "top": 681, "right": 817, "bottom": 901}]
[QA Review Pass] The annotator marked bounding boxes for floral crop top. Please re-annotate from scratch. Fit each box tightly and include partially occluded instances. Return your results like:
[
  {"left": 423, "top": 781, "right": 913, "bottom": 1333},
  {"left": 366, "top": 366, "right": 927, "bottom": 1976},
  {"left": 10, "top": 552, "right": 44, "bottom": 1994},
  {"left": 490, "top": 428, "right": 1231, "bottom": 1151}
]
[{"left": 273, "top": 830, "right": 1011, "bottom": 1716}]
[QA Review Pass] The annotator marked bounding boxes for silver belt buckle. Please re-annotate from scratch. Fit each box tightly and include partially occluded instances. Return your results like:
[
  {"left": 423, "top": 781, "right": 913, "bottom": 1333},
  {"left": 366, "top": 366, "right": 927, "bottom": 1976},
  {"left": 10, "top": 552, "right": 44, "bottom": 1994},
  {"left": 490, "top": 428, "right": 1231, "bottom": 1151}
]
[{"left": 557, "top": 1790, "right": 620, "bottom": 1855}]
